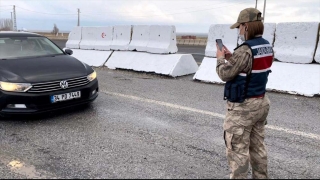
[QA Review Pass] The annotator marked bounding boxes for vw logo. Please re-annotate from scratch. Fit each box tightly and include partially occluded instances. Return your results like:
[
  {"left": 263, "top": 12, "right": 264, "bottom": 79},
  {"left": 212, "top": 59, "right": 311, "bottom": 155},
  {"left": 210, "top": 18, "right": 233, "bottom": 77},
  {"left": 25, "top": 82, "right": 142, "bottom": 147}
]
[{"left": 60, "top": 80, "right": 68, "bottom": 89}]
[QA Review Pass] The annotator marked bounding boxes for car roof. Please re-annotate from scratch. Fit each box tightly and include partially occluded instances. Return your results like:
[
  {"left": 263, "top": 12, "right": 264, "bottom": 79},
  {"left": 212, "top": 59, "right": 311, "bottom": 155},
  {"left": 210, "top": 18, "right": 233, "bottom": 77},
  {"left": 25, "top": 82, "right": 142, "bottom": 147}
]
[{"left": 0, "top": 31, "right": 44, "bottom": 38}]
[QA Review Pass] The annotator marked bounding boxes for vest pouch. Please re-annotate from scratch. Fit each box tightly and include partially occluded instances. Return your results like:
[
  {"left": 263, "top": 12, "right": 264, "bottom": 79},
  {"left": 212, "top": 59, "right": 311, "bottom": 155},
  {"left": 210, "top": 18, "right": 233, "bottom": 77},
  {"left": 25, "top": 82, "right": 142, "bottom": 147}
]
[
  {"left": 224, "top": 82, "right": 232, "bottom": 100},
  {"left": 224, "top": 81, "right": 245, "bottom": 103},
  {"left": 229, "top": 83, "right": 239, "bottom": 102},
  {"left": 237, "top": 83, "right": 246, "bottom": 103}
]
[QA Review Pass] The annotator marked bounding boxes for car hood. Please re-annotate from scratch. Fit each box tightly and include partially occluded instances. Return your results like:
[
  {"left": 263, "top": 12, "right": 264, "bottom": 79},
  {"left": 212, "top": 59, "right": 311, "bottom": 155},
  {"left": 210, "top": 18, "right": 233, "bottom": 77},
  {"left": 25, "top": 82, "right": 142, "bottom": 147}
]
[{"left": 0, "top": 55, "right": 89, "bottom": 83}]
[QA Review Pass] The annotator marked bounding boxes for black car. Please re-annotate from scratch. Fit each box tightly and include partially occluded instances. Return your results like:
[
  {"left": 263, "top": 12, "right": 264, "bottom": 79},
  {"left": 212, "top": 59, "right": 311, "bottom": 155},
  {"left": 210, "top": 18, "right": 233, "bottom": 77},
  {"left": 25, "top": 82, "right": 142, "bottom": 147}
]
[{"left": 0, "top": 31, "right": 98, "bottom": 117}]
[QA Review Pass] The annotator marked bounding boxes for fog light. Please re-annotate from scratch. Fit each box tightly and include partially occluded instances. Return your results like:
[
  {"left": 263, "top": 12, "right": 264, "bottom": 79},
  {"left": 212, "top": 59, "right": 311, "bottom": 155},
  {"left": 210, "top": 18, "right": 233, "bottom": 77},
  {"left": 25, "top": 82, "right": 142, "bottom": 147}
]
[
  {"left": 92, "top": 90, "right": 96, "bottom": 95},
  {"left": 7, "top": 104, "right": 27, "bottom": 108}
]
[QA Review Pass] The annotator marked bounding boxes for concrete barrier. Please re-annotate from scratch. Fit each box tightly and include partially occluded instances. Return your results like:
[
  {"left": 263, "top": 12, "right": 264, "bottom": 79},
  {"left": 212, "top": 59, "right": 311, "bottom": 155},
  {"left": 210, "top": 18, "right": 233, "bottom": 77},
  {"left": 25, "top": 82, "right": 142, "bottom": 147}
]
[
  {"left": 205, "top": 24, "right": 237, "bottom": 57},
  {"left": 66, "top": 26, "right": 82, "bottom": 49},
  {"left": 79, "top": 27, "right": 96, "bottom": 50},
  {"left": 128, "top": 25, "right": 150, "bottom": 52},
  {"left": 105, "top": 51, "right": 198, "bottom": 77},
  {"left": 64, "top": 48, "right": 112, "bottom": 67},
  {"left": 94, "top": 26, "right": 113, "bottom": 50},
  {"left": 264, "top": 23, "right": 276, "bottom": 45},
  {"left": 110, "top": 25, "right": 132, "bottom": 51},
  {"left": 314, "top": 35, "right": 320, "bottom": 63},
  {"left": 193, "top": 58, "right": 320, "bottom": 97},
  {"left": 146, "top": 25, "right": 178, "bottom": 54},
  {"left": 64, "top": 25, "right": 198, "bottom": 77},
  {"left": 193, "top": 57, "right": 224, "bottom": 84},
  {"left": 273, "top": 22, "right": 319, "bottom": 63},
  {"left": 267, "top": 62, "right": 320, "bottom": 96}
]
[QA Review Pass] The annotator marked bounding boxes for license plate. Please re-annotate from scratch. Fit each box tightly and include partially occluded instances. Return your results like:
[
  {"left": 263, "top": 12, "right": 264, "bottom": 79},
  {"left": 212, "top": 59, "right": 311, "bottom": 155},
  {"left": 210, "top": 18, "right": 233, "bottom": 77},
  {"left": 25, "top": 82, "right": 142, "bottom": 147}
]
[{"left": 50, "top": 91, "right": 81, "bottom": 103}]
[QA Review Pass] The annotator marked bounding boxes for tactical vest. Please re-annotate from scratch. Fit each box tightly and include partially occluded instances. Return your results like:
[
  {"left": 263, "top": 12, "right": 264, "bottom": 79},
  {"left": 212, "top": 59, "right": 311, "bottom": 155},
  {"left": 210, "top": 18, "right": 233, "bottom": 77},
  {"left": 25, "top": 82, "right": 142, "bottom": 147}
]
[{"left": 224, "top": 37, "right": 273, "bottom": 103}]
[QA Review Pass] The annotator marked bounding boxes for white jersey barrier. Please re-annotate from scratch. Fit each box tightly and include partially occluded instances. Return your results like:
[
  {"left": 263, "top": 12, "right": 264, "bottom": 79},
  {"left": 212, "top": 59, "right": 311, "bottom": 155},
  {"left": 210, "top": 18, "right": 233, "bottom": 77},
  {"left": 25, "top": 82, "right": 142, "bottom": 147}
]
[
  {"left": 66, "top": 26, "right": 82, "bottom": 49},
  {"left": 63, "top": 48, "right": 112, "bottom": 67},
  {"left": 79, "top": 26, "right": 113, "bottom": 50},
  {"left": 79, "top": 27, "right": 96, "bottom": 50},
  {"left": 128, "top": 25, "right": 150, "bottom": 52},
  {"left": 267, "top": 62, "right": 320, "bottom": 96},
  {"left": 193, "top": 58, "right": 320, "bottom": 97},
  {"left": 146, "top": 25, "right": 178, "bottom": 54},
  {"left": 314, "top": 37, "right": 320, "bottom": 63},
  {"left": 63, "top": 25, "right": 199, "bottom": 77},
  {"left": 263, "top": 23, "right": 276, "bottom": 45},
  {"left": 94, "top": 26, "right": 113, "bottom": 50},
  {"left": 105, "top": 51, "right": 198, "bottom": 77},
  {"left": 205, "top": 24, "right": 237, "bottom": 57},
  {"left": 105, "top": 25, "right": 195, "bottom": 77},
  {"left": 273, "top": 22, "right": 319, "bottom": 64},
  {"left": 110, "top": 25, "right": 132, "bottom": 51},
  {"left": 193, "top": 58, "right": 224, "bottom": 84}
]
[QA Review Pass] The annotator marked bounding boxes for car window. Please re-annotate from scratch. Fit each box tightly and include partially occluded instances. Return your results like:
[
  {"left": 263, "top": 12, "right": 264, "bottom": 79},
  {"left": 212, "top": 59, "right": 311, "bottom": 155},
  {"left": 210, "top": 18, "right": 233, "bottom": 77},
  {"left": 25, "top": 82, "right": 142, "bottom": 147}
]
[{"left": 0, "top": 36, "right": 64, "bottom": 59}]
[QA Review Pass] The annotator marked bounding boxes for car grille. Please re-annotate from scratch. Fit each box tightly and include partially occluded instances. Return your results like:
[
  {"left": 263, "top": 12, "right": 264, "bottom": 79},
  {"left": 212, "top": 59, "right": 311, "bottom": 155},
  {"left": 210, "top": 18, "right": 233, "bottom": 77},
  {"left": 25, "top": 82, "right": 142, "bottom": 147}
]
[{"left": 28, "top": 76, "right": 90, "bottom": 93}]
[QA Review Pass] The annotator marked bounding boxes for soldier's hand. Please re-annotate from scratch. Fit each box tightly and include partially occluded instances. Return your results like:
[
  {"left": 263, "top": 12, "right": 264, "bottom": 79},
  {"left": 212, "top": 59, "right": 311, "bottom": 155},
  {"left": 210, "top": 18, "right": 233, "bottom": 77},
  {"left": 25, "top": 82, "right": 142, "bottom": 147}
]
[{"left": 223, "top": 45, "right": 232, "bottom": 60}]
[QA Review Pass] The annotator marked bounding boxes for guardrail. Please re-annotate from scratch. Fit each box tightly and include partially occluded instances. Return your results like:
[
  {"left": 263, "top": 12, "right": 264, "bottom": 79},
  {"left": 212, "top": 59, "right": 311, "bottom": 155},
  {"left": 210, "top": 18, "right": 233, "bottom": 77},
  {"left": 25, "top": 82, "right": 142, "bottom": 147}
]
[{"left": 177, "top": 38, "right": 207, "bottom": 46}]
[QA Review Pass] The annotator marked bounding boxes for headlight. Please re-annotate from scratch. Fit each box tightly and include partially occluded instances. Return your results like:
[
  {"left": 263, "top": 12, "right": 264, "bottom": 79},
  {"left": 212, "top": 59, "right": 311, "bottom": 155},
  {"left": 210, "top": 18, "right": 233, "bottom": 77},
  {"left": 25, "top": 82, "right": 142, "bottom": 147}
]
[
  {"left": 87, "top": 71, "right": 97, "bottom": 82},
  {"left": 0, "top": 81, "right": 32, "bottom": 92}
]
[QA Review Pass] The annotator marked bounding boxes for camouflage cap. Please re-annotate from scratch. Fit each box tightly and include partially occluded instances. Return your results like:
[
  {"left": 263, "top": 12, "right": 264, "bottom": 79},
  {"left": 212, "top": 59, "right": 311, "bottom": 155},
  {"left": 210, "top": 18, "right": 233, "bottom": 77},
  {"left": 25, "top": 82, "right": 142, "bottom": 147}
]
[{"left": 230, "top": 8, "right": 263, "bottom": 29}]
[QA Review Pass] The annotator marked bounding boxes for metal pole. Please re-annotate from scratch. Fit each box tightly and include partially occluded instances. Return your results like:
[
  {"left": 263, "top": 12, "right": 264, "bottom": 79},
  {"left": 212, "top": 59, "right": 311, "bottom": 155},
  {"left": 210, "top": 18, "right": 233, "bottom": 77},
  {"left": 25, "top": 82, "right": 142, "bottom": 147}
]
[
  {"left": 13, "top": 5, "right": 17, "bottom": 31},
  {"left": 77, "top": 8, "right": 80, "bottom": 26},
  {"left": 263, "top": 0, "right": 266, "bottom": 22},
  {"left": 255, "top": 0, "right": 258, "bottom": 9},
  {"left": 11, "top": 12, "right": 13, "bottom": 30}
]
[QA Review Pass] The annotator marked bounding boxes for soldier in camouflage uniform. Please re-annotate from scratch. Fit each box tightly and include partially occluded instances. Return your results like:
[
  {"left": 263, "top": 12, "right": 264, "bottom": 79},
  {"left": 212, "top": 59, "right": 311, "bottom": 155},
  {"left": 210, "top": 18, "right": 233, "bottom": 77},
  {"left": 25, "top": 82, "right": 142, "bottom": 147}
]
[{"left": 216, "top": 8, "right": 274, "bottom": 179}]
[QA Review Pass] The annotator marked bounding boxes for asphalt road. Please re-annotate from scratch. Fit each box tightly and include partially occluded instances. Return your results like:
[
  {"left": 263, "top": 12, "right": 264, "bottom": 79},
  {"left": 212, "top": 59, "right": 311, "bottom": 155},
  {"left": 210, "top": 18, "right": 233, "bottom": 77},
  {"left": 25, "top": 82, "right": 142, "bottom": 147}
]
[{"left": 0, "top": 40, "right": 319, "bottom": 179}]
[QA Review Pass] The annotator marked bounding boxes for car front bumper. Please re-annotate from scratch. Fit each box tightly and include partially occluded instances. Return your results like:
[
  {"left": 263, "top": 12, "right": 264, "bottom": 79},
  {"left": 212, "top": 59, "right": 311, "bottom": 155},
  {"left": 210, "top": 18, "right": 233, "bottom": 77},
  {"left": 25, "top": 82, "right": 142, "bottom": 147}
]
[{"left": 0, "top": 79, "right": 99, "bottom": 117}]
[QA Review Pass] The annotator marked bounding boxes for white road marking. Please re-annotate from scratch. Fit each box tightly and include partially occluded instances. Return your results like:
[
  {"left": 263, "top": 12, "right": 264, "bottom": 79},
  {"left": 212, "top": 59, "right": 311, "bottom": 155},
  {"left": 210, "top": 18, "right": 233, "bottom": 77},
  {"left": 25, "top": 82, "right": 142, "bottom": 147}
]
[
  {"left": 102, "top": 90, "right": 320, "bottom": 141},
  {"left": 266, "top": 125, "right": 320, "bottom": 140},
  {"left": 103, "top": 91, "right": 225, "bottom": 119}
]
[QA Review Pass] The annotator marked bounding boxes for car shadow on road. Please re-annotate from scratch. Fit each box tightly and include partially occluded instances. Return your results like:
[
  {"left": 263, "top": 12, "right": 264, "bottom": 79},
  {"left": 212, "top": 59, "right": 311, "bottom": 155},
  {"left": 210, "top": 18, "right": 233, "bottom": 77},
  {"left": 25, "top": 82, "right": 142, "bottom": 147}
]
[{"left": 0, "top": 104, "right": 93, "bottom": 122}]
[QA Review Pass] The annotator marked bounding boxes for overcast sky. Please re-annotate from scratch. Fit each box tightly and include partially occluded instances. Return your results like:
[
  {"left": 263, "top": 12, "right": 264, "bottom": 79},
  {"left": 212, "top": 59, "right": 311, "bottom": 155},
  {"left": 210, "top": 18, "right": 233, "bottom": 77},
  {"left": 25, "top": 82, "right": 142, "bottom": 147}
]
[{"left": 0, "top": 0, "right": 319, "bottom": 33}]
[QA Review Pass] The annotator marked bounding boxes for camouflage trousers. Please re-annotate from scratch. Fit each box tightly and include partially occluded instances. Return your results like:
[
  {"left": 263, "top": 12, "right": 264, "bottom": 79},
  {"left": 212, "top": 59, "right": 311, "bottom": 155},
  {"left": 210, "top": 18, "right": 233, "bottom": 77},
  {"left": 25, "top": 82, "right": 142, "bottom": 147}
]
[{"left": 223, "top": 95, "right": 270, "bottom": 179}]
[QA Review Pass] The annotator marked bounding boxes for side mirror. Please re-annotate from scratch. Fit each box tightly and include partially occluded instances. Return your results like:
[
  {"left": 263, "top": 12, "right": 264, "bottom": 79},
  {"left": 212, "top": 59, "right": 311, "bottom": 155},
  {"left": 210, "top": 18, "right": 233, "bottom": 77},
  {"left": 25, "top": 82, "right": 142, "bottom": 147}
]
[{"left": 65, "top": 49, "right": 73, "bottom": 55}]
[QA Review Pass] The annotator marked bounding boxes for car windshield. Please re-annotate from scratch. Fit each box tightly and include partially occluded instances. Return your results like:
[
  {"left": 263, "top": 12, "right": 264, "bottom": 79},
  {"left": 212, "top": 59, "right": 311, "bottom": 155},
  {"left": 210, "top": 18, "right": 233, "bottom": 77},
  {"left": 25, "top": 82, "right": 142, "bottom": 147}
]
[{"left": 0, "top": 36, "right": 64, "bottom": 59}]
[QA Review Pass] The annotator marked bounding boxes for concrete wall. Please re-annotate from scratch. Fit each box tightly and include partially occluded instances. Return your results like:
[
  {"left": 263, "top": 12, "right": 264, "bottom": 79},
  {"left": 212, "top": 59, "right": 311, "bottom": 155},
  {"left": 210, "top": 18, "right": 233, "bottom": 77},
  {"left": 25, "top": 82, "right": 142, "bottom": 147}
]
[{"left": 36, "top": 32, "right": 207, "bottom": 46}]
